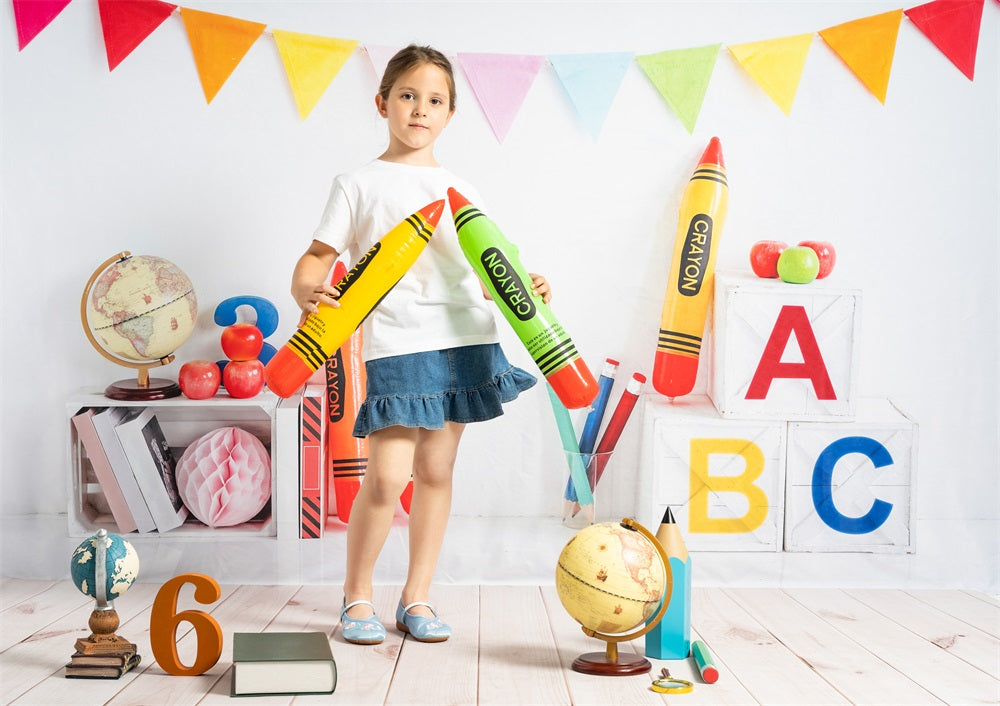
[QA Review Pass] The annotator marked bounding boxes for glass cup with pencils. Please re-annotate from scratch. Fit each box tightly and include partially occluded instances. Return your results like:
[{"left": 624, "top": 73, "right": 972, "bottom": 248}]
[{"left": 561, "top": 450, "right": 614, "bottom": 530}]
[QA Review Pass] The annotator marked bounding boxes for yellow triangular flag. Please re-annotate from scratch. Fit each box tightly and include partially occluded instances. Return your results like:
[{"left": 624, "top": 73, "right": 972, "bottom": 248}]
[
  {"left": 819, "top": 9, "right": 903, "bottom": 104},
  {"left": 180, "top": 8, "right": 266, "bottom": 104},
  {"left": 728, "top": 33, "right": 814, "bottom": 115},
  {"left": 273, "top": 30, "right": 359, "bottom": 120}
]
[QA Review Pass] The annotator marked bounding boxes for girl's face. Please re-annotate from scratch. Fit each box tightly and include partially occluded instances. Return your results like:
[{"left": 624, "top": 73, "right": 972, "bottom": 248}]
[{"left": 376, "top": 62, "right": 455, "bottom": 164}]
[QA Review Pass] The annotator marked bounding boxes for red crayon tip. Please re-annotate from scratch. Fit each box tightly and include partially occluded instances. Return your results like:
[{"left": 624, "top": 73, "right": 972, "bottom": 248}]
[
  {"left": 447, "top": 187, "right": 471, "bottom": 215},
  {"left": 702, "top": 665, "right": 719, "bottom": 684},
  {"left": 633, "top": 372, "right": 647, "bottom": 384},
  {"left": 606, "top": 358, "right": 620, "bottom": 366},
  {"left": 699, "top": 136, "right": 724, "bottom": 169},
  {"left": 419, "top": 199, "right": 446, "bottom": 227},
  {"left": 652, "top": 351, "right": 698, "bottom": 398}
]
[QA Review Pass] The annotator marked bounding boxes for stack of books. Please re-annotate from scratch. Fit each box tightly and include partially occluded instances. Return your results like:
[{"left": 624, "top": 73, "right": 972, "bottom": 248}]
[{"left": 65, "top": 645, "right": 141, "bottom": 679}]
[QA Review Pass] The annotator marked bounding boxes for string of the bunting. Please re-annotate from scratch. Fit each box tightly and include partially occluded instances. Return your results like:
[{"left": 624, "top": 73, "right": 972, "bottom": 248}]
[{"left": 11, "top": 0, "right": 990, "bottom": 141}]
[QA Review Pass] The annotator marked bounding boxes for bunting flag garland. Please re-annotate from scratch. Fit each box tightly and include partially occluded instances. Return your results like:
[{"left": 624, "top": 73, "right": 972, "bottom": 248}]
[
  {"left": 180, "top": 7, "right": 266, "bottom": 104},
  {"left": 273, "top": 31, "right": 359, "bottom": 120},
  {"left": 457, "top": 53, "right": 545, "bottom": 143},
  {"left": 549, "top": 52, "right": 633, "bottom": 138},
  {"left": 905, "top": 0, "right": 985, "bottom": 79},
  {"left": 728, "top": 33, "right": 814, "bottom": 116},
  {"left": 13, "top": 0, "right": 73, "bottom": 50},
  {"left": 819, "top": 9, "right": 905, "bottom": 104},
  {"left": 9, "top": 1, "right": 995, "bottom": 134},
  {"left": 637, "top": 44, "right": 721, "bottom": 134},
  {"left": 98, "top": 0, "right": 177, "bottom": 72}
]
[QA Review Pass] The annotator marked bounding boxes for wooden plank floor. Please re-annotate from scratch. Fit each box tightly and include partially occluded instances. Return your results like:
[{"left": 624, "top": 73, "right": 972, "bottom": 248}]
[{"left": 1, "top": 579, "right": 998, "bottom": 705}]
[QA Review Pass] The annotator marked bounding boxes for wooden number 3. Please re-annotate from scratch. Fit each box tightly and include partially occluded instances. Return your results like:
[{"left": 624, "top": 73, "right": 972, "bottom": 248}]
[{"left": 150, "top": 573, "right": 223, "bottom": 676}]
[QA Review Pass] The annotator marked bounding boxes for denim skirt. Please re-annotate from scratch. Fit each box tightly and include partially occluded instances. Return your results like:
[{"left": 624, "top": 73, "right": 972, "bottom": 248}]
[{"left": 352, "top": 343, "right": 537, "bottom": 437}]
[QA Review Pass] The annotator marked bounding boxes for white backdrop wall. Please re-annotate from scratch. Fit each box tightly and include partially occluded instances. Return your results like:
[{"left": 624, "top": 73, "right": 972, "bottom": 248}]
[{"left": 2, "top": 1, "right": 997, "bottom": 590}]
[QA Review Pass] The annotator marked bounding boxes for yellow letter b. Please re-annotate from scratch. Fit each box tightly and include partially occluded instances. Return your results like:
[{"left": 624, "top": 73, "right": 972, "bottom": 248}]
[{"left": 689, "top": 438, "right": 768, "bottom": 534}]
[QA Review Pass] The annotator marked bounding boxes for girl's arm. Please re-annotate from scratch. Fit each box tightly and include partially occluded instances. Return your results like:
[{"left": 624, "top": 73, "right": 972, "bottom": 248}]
[
  {"left": 291, "top": 239, "right": 341, "bottom": 325},
  {"left": 477, "top": 272, "right": 551, "bottom": 304}
]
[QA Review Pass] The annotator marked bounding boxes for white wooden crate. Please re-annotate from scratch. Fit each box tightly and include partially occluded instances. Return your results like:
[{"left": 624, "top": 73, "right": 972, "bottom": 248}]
[
  {"left": 710, "top": 270, "right": 861, "bottom": 421},
  {"left": 639, "top": 394, "right": 786, "bottom": 551},
  {"left": 783, "top": 398, "right": 917, "bottom": 553}
]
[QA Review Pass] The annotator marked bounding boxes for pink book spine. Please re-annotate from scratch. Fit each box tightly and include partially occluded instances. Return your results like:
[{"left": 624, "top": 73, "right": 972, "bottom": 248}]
[{"left": 72, "top": 410, "right": 138, "bottom": 533}]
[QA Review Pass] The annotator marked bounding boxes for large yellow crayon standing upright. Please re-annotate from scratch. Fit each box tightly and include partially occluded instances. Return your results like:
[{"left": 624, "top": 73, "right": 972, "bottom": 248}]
[
  {"left": 653, "top": 137, "right": 729, "bottom": 398},
  {"left": 265, "top": 200, "right": 445, "bottom": 398}
]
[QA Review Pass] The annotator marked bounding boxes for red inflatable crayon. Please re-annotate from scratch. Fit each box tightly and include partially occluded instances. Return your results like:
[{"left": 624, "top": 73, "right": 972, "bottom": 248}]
[
  {"left": 449, "top": 188, "right": 598, "bottom": 409},
  {"left": 653, "top": 137, "right": 729, "bottom": 398},
  {"left": 266, "top": 200, "right": 445, "bottom": 398}
]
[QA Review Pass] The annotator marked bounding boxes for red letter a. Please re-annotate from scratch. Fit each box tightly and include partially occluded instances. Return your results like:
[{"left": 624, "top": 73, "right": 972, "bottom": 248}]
[{"left": 745, "top": 305, "right": 836, "bottom": 400}]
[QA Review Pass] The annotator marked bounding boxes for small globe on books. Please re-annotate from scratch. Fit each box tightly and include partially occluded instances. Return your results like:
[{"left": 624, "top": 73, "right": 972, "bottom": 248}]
[
  {"left": 70, "top": 530, "right": 139, "bottom": 603},
  {"left": 81, "top": 252, "right": 198, "bottom": 400}
]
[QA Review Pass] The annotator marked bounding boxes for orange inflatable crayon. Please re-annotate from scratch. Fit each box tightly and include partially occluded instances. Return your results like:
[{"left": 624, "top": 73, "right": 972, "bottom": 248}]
[
  {"left": 266, "top": 200, "right": 445, "bottom": 398},
  {"left": 448, "top": 188, "right": 598, "bottom": 409},
  {"left": 653, "top": 137, "right": 729, "bottom": 398}
]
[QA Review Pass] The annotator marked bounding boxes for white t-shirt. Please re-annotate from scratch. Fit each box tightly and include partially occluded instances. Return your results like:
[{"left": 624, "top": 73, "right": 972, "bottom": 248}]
[{"left": 312, "top": 159, "right": 499, "bottom": 361}]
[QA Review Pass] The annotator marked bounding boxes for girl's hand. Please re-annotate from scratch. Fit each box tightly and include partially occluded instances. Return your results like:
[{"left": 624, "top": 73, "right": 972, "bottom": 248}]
[
  {"left": 294, "top": 283, "right": 340, "bottom": 326},
  {"left": 529, "top": 273, "right": 552, "bottom": 304}
]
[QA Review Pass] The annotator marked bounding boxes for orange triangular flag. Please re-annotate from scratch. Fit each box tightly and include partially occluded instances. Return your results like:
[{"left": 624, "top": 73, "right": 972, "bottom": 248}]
[
  {"left": 272, "top": 31, "right": 359, "bottom": 120},
  {"left": 180, "top": 7, "right": 266, "bottom": 104},
  {"left": 819, "top": 9, "right": 903, "bottom": 104},
  {"left": 905, "top": 0, "right": 985, "bottom": 80},
  {"left": 728, "top": 33, "right": 814, "bottom": 115}
]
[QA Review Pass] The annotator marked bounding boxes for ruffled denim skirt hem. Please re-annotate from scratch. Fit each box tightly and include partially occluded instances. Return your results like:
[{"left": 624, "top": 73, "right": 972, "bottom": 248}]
[{"left": 353, "top": 343, "right": 536, "bottom": 437}]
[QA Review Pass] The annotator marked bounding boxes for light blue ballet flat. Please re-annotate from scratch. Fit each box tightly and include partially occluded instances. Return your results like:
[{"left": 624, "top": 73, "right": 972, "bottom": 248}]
[
  {"left": 340, "top": 599, "right": 386, "bottom": 645},
  {"left": 395, "top": 600, "right": 451, "bottom": 643}
]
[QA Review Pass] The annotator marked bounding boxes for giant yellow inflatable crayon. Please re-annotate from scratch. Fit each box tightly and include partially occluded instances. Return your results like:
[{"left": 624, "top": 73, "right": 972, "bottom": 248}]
[
  {"left": 653, "top": 137, "right": 729, "bottom": 398},
  {"left": 448, "top": 188, "right": 598, "bottom": 409},
  {"left": 266, "top": 199, "right": 445, "bottom": 398}
]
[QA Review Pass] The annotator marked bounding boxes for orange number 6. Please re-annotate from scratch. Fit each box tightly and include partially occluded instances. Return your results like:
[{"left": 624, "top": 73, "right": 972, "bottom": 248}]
[{"left": 150, "top": 573, "right": 223, "bottom": 676}]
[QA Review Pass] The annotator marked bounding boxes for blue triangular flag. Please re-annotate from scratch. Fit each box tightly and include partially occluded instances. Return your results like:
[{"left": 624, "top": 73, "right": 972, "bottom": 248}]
[{"left": 549, "top": 52, "right": 633, "bottom": 138}]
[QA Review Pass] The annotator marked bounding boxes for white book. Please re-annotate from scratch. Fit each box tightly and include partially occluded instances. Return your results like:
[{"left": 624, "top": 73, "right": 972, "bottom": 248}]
[
  {"left": 115, "top": 408, "right": 187, "bottom": 532},
  {"left": 91, "top": 407, "right": 156, "bottom": 533}
]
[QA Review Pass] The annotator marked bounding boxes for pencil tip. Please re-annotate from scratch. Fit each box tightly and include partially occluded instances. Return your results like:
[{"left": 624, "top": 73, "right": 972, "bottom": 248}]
[{"left": 662, "top": 507, "right": 676, "bottom": 524}]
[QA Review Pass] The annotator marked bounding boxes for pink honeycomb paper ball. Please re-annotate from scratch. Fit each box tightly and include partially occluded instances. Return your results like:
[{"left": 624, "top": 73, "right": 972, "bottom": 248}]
[{"left": 176, "top": 427, "right": 271, "bottom": 528}]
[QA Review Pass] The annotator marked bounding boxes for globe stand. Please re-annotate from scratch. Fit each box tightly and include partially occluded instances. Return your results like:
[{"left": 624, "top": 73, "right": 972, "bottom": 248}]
[
  {"left": 81, "top": 252, "right": 184, "bottom": 402},
  {"left": 570, "top": 518, "right": 673, "bottom": 677}
]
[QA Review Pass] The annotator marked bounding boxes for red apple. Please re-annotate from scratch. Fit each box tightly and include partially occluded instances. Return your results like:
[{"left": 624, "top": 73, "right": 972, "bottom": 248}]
[
  {"left": 797, "top": 240, "right": 836, "bottom": 278},
  {"left": 178, "top": 359, "right": 221, "bottom": 400},
  {"left": 221, "top": 323, "right": 264, "bottom": 362},
  {"left": 223, "top": 359, "right": 265, "bottom": 398},
  {"left": 749, "top": 240, "right": 789, "bottom": 278}
]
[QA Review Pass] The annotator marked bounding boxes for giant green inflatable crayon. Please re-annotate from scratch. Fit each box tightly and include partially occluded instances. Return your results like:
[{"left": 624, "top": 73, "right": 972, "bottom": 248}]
[{"left": 448, "top": 188, "right": 598, "bottom": 409}]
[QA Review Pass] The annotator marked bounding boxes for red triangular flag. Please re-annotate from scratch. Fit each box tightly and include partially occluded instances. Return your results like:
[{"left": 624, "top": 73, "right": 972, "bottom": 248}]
[
  {"left": 13, "top": 0, "right": 73, "bottom": 50},
  {"left": 905, "top": 0, "right": 985, "bottom": 80},
  {"left": 98, "top": 0, "right": 177, "bottom": 71}
]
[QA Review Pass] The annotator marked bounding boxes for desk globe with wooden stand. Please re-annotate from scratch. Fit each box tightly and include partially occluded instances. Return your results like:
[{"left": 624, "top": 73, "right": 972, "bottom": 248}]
[
  {"left": 555, "top": 518, "right": 673, "bottom": 676},
  {"left": 80, "top": 251, "right": 198, "bottom": 400}
]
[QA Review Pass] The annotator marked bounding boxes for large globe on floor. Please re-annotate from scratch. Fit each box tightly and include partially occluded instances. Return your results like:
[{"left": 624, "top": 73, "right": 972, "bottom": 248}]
[
  {"left": 70, "top": 531, "right": 140, "bottom": 601},
  {"left": 85, "top": 254, "right": 197, "bottom": 362},
  {"left": 555, "top": 521, "right": 666, "bottom": 635}
]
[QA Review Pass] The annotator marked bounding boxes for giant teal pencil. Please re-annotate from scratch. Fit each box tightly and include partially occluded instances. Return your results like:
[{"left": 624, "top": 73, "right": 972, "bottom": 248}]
[
  {"left": 645, "top": 507, "right": 691, "bottom": 660},
  {"left": 448, "top": 188, "right": 598, "bottom": 410}
]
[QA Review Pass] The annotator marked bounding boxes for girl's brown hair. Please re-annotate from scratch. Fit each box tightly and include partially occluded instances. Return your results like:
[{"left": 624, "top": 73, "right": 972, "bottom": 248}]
[{"left": 378, "top": 45, "right": 456, "bottom": 111}]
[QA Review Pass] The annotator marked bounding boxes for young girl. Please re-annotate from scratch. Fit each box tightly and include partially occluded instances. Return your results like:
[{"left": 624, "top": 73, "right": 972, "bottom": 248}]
[{"left": 290, "top": 45, "right": 550, "bottom": 644}]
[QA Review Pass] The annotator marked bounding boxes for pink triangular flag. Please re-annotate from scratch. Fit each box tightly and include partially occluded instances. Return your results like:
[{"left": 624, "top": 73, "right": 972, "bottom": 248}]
[
  {"left": 457, "top": 53, "right": 545, "bottom": 143},
  {"left": 98, "top": 0, "right": 177, "bottom": 71},
  {"left": 13, "top": 0, "right": 73, "bottom": 50},
  {"left": 364, "top": 44, "right": 401, "bottom": 90},
  {"left": 905, "top": 0, "right": 985, "bottom": 80}
]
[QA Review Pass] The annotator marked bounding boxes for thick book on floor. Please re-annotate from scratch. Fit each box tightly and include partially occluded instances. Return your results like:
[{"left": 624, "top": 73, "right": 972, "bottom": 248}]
[
  {"left": 114, "top": 408, "right": 187, "bottom": 532},
  {"left": 90, "top": 407, "right": 156, "bottom": 533},
  {"left": 231, "top": 631, "right": 336, "bottom": 697},
  {"left": 72, "top": 408, "right": 137, "bottom": 533}
]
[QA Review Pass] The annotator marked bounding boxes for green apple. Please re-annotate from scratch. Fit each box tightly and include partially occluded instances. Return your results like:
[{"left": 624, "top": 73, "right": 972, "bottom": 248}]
[{"left": 777, "top": 246, "right": 820, "bottom": 284}]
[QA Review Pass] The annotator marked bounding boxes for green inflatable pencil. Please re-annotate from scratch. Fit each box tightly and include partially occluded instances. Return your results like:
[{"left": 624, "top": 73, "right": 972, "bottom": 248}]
[{"left": 448, "top": 188, "right": 598, "bottom": 410}]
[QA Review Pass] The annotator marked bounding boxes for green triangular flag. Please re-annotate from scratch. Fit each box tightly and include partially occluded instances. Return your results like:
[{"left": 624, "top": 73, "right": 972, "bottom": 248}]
[{"left": 637, "top": 44, "right": 721, "bottom": 133}]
